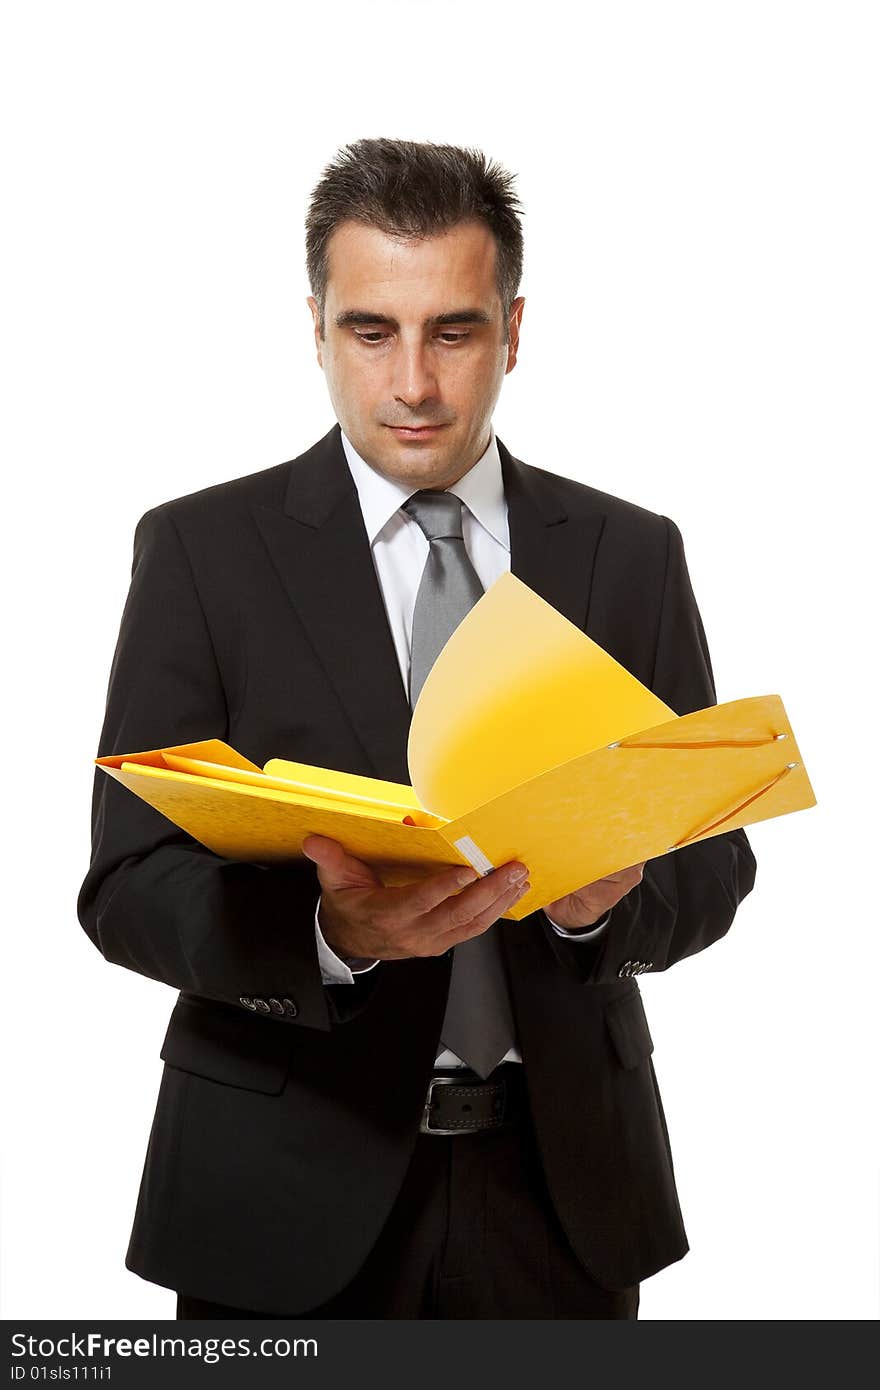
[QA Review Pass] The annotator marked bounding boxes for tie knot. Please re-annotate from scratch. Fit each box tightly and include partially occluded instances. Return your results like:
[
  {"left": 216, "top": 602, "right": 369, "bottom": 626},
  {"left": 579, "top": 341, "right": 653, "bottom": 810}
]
[{"left": 402, "top": 490, "right": 464, "bottom": 542}]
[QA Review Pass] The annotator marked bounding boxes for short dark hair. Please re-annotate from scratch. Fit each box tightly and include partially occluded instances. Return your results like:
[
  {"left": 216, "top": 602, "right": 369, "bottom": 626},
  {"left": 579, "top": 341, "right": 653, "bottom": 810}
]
[{"left": 305, "top": 137, "right": 524, "bottom": 340}]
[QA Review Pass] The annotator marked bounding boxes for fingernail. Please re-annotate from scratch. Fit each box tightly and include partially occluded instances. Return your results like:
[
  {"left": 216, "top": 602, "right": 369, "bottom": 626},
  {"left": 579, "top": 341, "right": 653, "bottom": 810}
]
[
  {"left": 508, "top": 865, "right": 528, "bottom": 884},
  {"left": 515, "top": 880, "right": 531, "bottom": 897},
  {"left": 457, "top": 868, "right": 478, "bottom": 887}
]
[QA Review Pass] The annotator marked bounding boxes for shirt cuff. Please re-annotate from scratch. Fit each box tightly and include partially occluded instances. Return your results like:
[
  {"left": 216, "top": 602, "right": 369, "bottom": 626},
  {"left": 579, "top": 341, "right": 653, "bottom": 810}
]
[
  {"left": 544, "top": 906, "right": 612, "bottom": 940},
  {"left": 315, "top": 897, "right": 381, "bottom": 985}
]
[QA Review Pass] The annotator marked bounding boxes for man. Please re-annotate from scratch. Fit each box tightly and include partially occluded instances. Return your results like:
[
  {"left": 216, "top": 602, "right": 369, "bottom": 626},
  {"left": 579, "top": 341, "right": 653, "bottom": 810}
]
[{"left": 78, "top": 137, "right": 757, "bottom": 1320}]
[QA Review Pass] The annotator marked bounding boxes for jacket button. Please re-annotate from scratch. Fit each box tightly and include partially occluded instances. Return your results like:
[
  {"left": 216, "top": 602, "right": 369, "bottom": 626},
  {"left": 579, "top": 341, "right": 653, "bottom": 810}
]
[
  {"left": 268, "top": 997, "right": 284, "bottom": 1015},
  {"left": 239, "top": 996, "right": 256, "bottom": 1010},
  {"left": 282, "top": 997, "right": 298, "bottom": 1017},
  {"left": 254, "top": 998, "right": 270, "bottom": 1013}
]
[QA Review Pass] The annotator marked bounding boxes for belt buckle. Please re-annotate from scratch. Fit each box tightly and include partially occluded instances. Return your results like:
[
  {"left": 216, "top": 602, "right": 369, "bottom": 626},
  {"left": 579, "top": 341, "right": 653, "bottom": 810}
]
[
  {"left": 420, "top": 1074, "right": 505, "bottom": 1136},
  {"left": 421, "top": 1076, "right": 464, "bottom": 1135}
]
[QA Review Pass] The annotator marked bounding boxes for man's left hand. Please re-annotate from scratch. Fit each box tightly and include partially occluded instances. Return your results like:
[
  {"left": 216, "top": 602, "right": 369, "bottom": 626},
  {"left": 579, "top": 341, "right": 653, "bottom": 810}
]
[{"left": 544, "top": 861, "right": 647, "bottom": 931}]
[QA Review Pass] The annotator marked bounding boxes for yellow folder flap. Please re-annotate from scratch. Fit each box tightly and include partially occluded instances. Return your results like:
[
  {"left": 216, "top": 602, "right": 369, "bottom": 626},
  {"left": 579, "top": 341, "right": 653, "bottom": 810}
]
[
  {"left": 101, "top": 760, "right": 458, "bottom": 876},
  {"left": 440, "top": 693, "right": 816, "bottom": 920},
  {"left": 262, "top": 757, "right": 429, "bottom": 817},
  {"left": 96, "top": 738, "right": 263, "bottom": 774},
  {"left": 161, "top": 754, "right": 442, "bottom": 828},
  {"left": 408, "top": 572, "right": 675, "bottom": 819}
]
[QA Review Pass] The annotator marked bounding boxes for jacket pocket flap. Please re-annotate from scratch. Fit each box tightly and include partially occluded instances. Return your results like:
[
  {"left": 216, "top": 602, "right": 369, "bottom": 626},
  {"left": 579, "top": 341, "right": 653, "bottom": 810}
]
[
  {"left": 605, "top": 990, "right": 655, "bottom": 1070},
  {"left": 160, "top": 994, "right": 291, "bottom": 1094}
]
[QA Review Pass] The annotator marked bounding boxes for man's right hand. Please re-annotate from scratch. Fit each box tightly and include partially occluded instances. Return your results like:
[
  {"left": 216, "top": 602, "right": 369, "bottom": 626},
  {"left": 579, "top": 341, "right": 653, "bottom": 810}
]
[{"left": 301, "top": 834, "right": 531, "bottom": 961}]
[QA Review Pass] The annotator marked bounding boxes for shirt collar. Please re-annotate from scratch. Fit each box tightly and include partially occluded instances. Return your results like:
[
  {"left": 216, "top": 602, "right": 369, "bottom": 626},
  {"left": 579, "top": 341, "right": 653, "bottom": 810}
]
[{"left": 339, "top": 426, "right": 509, "bottom": 552}]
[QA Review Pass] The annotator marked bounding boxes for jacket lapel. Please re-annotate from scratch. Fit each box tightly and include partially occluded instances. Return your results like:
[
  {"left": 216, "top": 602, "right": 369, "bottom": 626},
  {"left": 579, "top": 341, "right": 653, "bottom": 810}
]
[
  {"left": 251, "top": 425, "right": 606, "bottom": 787},
  {"left": 251, "top": 426, "right": 413, "bottom": 783},
  {"left": 498, "top": 436, "right": 606, "bottom": 633}
]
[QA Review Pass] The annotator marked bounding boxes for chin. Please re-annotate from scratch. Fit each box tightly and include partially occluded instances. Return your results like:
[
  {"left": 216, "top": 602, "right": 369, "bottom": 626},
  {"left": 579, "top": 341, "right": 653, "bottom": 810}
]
[{"left": 380, "top": 433, "right": 455, "bottom": 468}]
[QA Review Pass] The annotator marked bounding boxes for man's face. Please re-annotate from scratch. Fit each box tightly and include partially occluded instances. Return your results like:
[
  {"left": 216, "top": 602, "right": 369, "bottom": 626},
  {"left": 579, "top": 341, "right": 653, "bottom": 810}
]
[{"left": 308, "top": 219, "right": 524, "bottom": 488}]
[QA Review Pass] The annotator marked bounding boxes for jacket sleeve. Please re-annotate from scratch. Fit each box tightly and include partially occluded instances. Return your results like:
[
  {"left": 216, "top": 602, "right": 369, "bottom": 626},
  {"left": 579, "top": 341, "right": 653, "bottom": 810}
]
[
  {"left": 77, "top": 505, "right": 365, "bottom": 1031},
  {"left": 540, "top": 514, "right": 758, "bottom": 984}
]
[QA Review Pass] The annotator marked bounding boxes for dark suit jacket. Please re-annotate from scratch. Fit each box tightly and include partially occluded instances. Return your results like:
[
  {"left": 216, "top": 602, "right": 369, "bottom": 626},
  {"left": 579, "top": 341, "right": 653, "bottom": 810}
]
[{"left": 77, "top": 424, "right": 756, "bottom": 1313}]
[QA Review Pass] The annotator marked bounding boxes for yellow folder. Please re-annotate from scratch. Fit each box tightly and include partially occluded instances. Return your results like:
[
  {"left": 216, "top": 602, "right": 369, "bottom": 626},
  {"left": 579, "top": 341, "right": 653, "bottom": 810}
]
[{"left": 96, "top": 573, "right": 815, "bottom": 920}]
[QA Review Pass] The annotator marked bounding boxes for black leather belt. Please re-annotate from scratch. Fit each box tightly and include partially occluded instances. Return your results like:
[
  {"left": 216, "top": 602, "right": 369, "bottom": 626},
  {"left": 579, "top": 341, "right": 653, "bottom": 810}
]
[{"left": 419, "top": 1063, "right": 526, "bottom": 1136}]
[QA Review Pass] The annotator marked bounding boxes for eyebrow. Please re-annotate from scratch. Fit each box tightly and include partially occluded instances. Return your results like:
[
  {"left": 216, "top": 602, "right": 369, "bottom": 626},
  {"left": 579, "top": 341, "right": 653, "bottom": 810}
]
[{"left": 334, "top": 308, "right": 492, "bottom": 329}]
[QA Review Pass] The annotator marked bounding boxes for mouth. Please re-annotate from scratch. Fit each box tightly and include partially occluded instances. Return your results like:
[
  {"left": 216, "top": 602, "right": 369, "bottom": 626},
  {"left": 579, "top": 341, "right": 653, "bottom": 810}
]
[{"left": 386, "top": 424, "right": 449, "bottom": 440}]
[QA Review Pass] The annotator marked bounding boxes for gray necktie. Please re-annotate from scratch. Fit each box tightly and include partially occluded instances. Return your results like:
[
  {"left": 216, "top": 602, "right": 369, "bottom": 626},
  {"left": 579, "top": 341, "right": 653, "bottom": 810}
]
[{"left": 402, "top": 490, "right": 517, "bottom": 1079}]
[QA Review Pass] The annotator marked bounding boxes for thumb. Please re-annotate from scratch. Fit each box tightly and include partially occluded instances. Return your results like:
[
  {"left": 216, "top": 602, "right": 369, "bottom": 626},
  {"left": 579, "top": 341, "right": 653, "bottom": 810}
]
[{"left": 301, "top": 834, "right": 382, "bottom": 891}]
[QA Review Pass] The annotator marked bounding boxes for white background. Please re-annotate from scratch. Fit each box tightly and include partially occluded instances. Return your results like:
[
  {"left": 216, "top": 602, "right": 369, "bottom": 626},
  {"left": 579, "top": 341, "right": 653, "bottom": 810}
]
[{"left": 2, "top": 0, "right": 877, "bottom": 1321}]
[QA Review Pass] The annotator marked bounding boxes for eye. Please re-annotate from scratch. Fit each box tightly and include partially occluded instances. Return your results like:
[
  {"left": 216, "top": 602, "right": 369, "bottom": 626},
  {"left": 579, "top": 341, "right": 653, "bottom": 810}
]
[
  {"left": 438, "top": 332, "right": 469, "bottom": 344},
  {"left": 354, "top": 331, "right": 389, "bottom": 344}
]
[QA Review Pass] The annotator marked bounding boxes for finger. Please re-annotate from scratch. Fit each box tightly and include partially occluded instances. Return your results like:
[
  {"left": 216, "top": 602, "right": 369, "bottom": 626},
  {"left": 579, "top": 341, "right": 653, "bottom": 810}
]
[
  {"left": 421, "top": 861, "right": 528, "bottom": 932},
  {"left": 600, "top": 862, "right": 645, "bottom": 888},
  {"left": 301, "top": 834, "right": 383, "bottom": 890},
  {"left": 437, "top": 876, "right": 532, "bottom": 948},
  {"left": 431, "top": 865, "right": 530, "bottom": 936},
  {"left": 391, "top": 862, "right": 482, "bottom": 920}
]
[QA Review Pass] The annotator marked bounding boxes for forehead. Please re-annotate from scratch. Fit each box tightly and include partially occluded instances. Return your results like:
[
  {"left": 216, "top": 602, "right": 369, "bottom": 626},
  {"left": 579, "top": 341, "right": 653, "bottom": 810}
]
[{"left": 324, "top": 219, "right": 499, "bottom": 312}]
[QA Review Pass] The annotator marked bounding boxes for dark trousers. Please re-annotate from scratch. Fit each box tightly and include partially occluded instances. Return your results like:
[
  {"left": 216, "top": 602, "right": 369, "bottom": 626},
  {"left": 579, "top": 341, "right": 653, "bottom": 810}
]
[{"left": 176, "top": 1066, "right": 639, "bottom": 1320}]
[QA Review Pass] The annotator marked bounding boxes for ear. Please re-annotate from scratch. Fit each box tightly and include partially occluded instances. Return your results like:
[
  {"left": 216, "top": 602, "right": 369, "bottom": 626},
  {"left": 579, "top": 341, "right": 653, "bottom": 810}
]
[
  {"left": 307, "top": 296, "right": 324, "bottom": 366},
  {"left": 505, "top": 297, "right": 525, "bottom": 373}
]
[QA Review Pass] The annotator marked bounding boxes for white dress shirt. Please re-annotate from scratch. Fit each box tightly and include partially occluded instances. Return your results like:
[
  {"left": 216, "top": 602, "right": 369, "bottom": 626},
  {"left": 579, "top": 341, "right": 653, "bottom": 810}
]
[{"left": 313, "top": 425, "right": 611, "bottom": 1067}]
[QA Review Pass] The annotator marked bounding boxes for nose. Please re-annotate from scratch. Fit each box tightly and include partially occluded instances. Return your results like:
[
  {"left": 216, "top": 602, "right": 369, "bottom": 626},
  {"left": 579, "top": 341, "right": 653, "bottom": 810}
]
[{"left": 392, "top": 339, "right": 439, "bottom": 411}]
